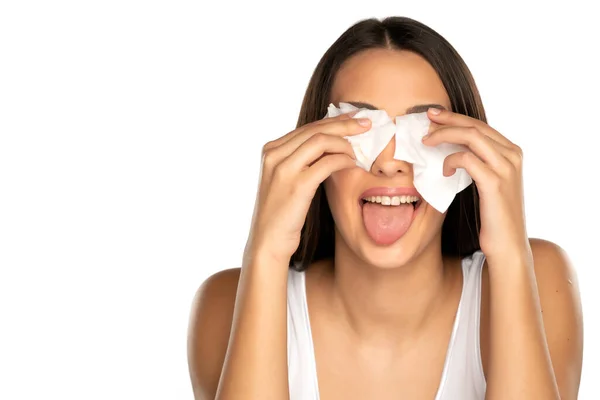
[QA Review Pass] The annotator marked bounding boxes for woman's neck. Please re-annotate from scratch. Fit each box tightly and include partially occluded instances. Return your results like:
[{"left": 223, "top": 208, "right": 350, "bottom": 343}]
[{"left": 322, "top": 239, "right": 462, "bottom": 346}]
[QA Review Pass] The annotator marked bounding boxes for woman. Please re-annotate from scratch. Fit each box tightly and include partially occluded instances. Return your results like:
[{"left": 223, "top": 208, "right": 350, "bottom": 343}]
[{"left": 187, "top": 17, "right": 583, "bottom": 399}]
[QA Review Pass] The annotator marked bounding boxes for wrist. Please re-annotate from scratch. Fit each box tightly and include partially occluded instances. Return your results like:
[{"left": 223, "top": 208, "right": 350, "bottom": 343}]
[
  {"left": 243, "top": 243, "right": 291, "bottom": 271},
  {"left": 244, "top": 230, "right": 296, "bottom": 263},
  {"left": 485, "top": 238, "right": 532, "bottom": 265},
  {"left": 485, "top": 248, "right": 535, "bottom": 283}
]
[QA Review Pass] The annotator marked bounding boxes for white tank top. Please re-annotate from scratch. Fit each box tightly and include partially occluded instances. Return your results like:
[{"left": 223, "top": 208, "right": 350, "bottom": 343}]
[{"left": 287, "top": 250, "right": 487, "bottom": 399}]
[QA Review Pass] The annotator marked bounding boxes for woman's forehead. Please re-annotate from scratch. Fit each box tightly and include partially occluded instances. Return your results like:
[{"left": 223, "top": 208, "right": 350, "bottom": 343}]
[{"left": 330, "top": 49, "right": 451, "bottom": 117}]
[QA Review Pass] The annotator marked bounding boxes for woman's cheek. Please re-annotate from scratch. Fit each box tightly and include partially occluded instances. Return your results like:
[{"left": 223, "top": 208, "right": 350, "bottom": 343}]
[{"left": 324, "top": 168, "right": 361, "bottom": 203}]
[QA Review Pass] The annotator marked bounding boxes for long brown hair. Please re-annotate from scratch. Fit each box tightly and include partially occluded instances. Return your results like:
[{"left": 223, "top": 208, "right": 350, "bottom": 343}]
[{"left": 290, "top": 17, "right": 484, "bottom": 270}]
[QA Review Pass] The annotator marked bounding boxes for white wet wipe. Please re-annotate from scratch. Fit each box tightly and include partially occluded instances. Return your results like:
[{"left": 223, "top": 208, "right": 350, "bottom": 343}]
[{"left": 325, "top": 102, "right": 472, "bottom": 213}]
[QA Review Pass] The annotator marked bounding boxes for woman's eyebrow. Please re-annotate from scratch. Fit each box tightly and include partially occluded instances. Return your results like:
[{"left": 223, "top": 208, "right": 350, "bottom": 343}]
[
  {"left": 342, "top": 101, "right": 446, "bottom": 114},
  {"left": 405, "top": 104, "right": 446, "bottom": 114},
  {"left": 344, "top": 101, "right": 378, "bottom": 110}
]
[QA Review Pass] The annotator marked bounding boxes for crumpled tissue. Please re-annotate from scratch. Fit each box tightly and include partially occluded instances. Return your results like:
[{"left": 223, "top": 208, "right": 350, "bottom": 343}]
[{"left": 325, "top": 102, "right": 472, "bottom": 213}]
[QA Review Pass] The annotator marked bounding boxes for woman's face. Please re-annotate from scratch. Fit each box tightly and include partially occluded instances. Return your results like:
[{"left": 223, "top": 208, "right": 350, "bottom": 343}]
[{"left": 325, "top": 48, "right": 452, "bottom": 268}]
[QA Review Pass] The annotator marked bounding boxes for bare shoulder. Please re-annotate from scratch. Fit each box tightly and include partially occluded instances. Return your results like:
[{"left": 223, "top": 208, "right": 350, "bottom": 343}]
[
  {"left": 528, "top": 238, "right": 579, "bottom": 285},
  {"left": 480, "top": 239, "right": 584, "bottom": 380},
  {"left": 480, "top": 239, "right": 583, "bottom": 396},
  {"left": 187, "top": 268, "right": 241, "bottom": 400},
  {"left": 530, "top": 238, "right": 584, "bottom": 397},
  {"left": 527, "top": 238, "right": 583, "bottom": 336}
]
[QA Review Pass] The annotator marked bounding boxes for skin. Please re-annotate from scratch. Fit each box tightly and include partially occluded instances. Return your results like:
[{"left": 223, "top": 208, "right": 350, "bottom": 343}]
[{"left": 187, "top": 49, "right": 583, "bottom": 399}]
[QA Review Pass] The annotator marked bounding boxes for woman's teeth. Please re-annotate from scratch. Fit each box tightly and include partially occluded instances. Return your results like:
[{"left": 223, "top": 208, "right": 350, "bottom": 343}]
[{"left": 362, "top": 195, "right": 420, "bottom": 206}]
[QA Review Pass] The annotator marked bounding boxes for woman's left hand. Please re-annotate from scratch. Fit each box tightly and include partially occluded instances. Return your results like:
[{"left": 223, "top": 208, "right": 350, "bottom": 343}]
[{"left": 422, "top": 108, "right": 531, "bottom": 263}]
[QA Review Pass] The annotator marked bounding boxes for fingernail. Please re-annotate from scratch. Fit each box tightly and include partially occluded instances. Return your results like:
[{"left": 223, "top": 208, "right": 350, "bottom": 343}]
[
  {"left": 428, "top": 107, "right": 441, "bottom": 115},
  {"left": 357, "top": 118, "right": 371, "bottom": 126}
]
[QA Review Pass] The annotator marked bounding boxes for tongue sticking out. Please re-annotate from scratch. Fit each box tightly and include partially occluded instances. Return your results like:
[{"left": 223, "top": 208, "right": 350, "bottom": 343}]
[{"left": 362, "top": 202, "right": 415, "bottom": 245}]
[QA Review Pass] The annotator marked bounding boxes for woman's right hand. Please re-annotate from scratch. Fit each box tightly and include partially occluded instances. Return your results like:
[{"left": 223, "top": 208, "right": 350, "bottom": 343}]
[{"left": 243, "top": 111, "right": 372, "bottom": 265}]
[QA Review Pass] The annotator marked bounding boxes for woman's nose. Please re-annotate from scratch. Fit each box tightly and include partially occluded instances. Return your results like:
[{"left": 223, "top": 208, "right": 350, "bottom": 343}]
[{"left": 370, "top": 139, "right": 413, "bottom": 178}]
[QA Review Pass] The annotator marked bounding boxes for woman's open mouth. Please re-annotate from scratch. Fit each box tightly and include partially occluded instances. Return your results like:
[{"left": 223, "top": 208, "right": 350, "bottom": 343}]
[
  {"left": 357, "top": 191, "right": 424, "bottom": 245},
  {"left": 360, "top": 195, "right": 422, "bottom": 211}
]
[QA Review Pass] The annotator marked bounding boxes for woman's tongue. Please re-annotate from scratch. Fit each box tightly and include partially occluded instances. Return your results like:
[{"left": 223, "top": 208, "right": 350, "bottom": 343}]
[{"left": 362, "top": 202, "right": 414, "bottom": 245}]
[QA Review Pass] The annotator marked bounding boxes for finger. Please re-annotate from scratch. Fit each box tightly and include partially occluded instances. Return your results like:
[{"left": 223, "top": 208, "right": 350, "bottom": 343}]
[
  {"left": 426, "top": 123, "right": 524, "bottom": 171},
  {"left": 300, "top": 114, "right": 372, "bottom": 139},
  {"left": 318, "top": 109, "right": 359, "bottom": 123},
  {"left": 263, "top": 117, "right": 368, "bottom": 167},
  {"left": 443, "top": 151, "right": 499, "bottom": 189},
  {"left": 426, "top": 107, "right": 515, "bottom": 148},
  {"left": 427, "top": 122, "right": 509, "bottom": 149},
  {"left": 299, "top": 153, "right": 356, "bottom": 192},
  {"left": 278, "top": 133, "right": 356, "bottom": 174},
  {"left": 422, "top": 126, "right": 514, "bottom": 175},
  {"left": 265, "top": 110, "right": 359, "bottom": 150}
]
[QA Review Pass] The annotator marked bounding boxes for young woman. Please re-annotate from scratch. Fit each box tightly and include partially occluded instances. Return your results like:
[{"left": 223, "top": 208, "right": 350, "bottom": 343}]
[{"left": 187, "top": 17, "right": 583, "bottom": 400}]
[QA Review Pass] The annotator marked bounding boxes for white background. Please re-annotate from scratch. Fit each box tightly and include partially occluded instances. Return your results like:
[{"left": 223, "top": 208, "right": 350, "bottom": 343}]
[{"left": 1, "top": 1, "right": 598, "bottom": 398}]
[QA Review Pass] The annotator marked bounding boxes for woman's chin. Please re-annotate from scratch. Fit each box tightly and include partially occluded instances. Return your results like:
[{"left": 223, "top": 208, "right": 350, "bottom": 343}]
[{"left": 354, "top": 236, "right": 422, "bottom": 269}]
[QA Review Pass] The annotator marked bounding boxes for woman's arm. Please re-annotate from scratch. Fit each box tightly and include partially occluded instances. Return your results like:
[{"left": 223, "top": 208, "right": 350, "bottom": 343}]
[
  {"left": 187, "top": 254, "right": 290, "bottom": 400},
  {"left": 215, "top": 255, "right": 290, "bottom": 400},
  {"left": 187, "top": 268, "right": 241, "bottom": 399},
  {"left": 422, "top": 108, "right": 584, "bottom": 399},
  {"left": 187, "top": 110, "right": 366, "bottom": 400},
  {"left": 485, "top": 238, "right": 583, "bottom": 399}
]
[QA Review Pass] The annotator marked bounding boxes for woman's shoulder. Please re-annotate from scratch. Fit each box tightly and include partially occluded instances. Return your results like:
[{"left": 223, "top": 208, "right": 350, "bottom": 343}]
[
  {"left": 188, "top": 268, "right": 242, "bottom": 341},
  {"left": 191, "top": 268, "right": 242, "bottom": 316},
  {"left": 478, "top": 238, "right": 582, "bottom": 384},
  {"left": 479, "top": 238, "right": 578, "bottom": 291},
  {"left": 187, "top": 268, "right": 241, "bottom": 398}
]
